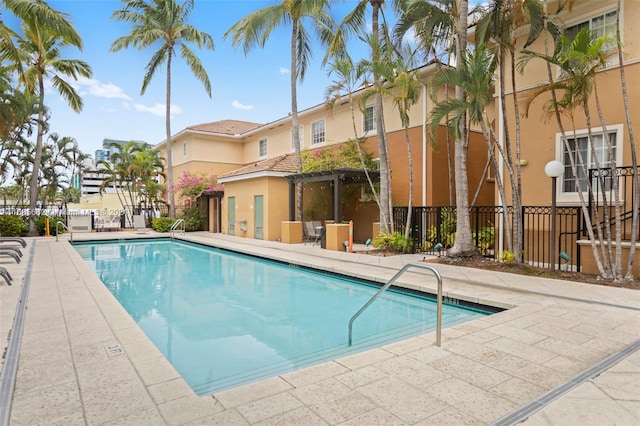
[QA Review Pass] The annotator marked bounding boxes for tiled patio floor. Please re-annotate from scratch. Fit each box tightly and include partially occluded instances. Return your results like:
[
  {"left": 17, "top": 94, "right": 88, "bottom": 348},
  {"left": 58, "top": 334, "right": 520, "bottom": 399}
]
[{"left": 1, "top": 232, "right": 638, "bottom": 425}]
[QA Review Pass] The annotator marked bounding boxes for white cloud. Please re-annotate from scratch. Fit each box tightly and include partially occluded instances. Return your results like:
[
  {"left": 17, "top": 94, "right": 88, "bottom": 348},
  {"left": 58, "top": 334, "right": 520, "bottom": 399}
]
[
  {"left": 122, "top": 101, "right": 131, "bottom": 110},
  {"left": 99, "top": 106, "right": 117, "bottom": 113},
  {"left": 279, "top": 67, "right": 290, "bottom": 75},
  {"left": 72, "top": 76, "right": 132, "bottom": 100},
  {"left": 231, "top": 100, "right": 253, "bottom": 111},
  {"left": 134, "top": 103, "right": 182, "bottom": 118}
]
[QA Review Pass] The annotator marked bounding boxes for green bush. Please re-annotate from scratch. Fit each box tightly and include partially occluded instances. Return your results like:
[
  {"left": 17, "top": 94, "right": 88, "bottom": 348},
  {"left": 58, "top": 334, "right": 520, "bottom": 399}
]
[
  {"left": 152, "top": 217, "right": 175, "bottom": 233},
  {"left": 0, "top": 215, "right": 28, "bottom": 236},
  {"left": 36, "top": 215, "right": 65, "bottom": 236},
  {"left": 181, "top": 205, "right": 205, "bottom": 232},
  {"left": 372, "top": 232, "right": 413, "bottom": 254}
]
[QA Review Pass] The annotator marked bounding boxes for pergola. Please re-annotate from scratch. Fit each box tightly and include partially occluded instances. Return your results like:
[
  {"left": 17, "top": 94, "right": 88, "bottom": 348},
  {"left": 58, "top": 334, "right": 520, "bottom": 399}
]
[{"left": 286, "top": 168, "right": 380, "bottom": 222}]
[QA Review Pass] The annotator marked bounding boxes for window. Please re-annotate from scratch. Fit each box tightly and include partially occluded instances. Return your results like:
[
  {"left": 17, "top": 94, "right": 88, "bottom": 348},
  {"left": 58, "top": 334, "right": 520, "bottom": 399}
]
[
  {"left": 259, "top": 138, "right": 267, "bottom": 158},
  {"left": 555, "top": 124, "right": 623, "bottom": 202},
  {"left": 311, "top": 120, "right": 325, "bottom": 145},
  {"left": 291, "top": 125, "right": 304, "bottom": 151},
  {"left": 566, "top": 11, "right": 617, "bottom": 41},
  {"left": 363, "top": 105, "right": 376, "bottom": 133},
  {"left": 566, "top": 10, "right": 617, "bottom": 57},
  {"left": 182, "top": 142, "right": 187, "bottom": 157}
]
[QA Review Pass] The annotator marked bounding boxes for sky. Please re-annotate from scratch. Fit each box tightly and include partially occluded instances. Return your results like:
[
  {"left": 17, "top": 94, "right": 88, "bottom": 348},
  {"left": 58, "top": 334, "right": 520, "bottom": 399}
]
[{"left": 4, "top": 0, "right": 381, "bottom": 160}]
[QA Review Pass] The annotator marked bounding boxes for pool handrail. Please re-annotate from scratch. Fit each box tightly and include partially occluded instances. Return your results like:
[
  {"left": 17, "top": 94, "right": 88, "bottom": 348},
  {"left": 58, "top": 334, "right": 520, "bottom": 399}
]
[
  {"left": 170, "top": 218, "right": 185, "bottom": 238},
  {"left": 55, "top": 221, "right": 72, "bottom": 243},
  {"left": 348, "top": 263, "right": 443, "bottom": 347}
]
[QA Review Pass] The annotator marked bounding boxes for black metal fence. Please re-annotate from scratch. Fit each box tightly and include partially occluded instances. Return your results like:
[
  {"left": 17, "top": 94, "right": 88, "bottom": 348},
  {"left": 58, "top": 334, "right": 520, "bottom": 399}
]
[
  {"left": 393, "top": 205, "right": 583, "bottom": 271},
  {"left": 589, "top": 166, "right": 639, "bottom": 241}
]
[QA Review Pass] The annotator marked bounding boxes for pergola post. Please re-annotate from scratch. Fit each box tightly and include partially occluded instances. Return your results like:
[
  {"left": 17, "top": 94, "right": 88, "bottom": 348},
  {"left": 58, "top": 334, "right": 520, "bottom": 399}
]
[
  {"left": 334, "top": 175, "right": 342, "bottom": 222},
  {"left": 288, "top": 180, "right": 296, "bottom": 221}
]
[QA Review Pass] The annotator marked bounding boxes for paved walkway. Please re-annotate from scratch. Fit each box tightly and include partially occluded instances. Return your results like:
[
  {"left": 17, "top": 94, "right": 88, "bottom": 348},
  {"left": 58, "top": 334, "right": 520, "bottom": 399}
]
[{"left": 0, "top": 232, "right": 638, "bottom": 425}]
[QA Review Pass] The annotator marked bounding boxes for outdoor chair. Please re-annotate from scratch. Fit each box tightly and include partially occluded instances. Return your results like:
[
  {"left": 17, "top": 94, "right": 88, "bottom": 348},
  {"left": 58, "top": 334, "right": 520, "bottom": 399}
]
[
  {"left": 133, "top": 215, "right": 150, "bottom": 234},
  {"left": 304, "top": 221, "right": 322, "bottom": 246},
  {"left": 0, "top": 246, "right": 22, "bottom": 258},
  {"left": 0, "top": 250, "right": 20, "bottom": 263},
  {"left": 0, "top": 237, "right": 26, "bottom": 248},
  {"left": 0, "top": 266, "right": 12, "bottom": 285}
]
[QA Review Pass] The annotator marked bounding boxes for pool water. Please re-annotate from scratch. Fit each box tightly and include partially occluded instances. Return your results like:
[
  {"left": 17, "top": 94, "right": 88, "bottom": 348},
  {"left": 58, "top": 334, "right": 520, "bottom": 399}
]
[{"left": 74, "top": 239, "right": 493, "bottom": 395}]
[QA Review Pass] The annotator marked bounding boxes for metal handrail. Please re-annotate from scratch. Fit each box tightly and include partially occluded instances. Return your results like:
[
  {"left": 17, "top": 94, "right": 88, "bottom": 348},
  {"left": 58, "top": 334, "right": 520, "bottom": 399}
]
[
  {"left": 169, "top": 218, "right": 185, "bottom": 238},
  {"left": 55, "top": 221, "right": 72, "bottom": 243},
  {"left": 348, "top": 263, "right": 443, "bottom": 347}
]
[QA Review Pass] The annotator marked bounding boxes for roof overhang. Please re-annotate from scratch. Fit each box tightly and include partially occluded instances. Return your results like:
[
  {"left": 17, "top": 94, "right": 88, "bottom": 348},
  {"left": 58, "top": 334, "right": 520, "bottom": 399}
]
[
  {"left": 286, "top": 168, "right": 380, "bottom": 184},
  {"left": 218, "top": 171, "right": 292, "bottom": 184}
]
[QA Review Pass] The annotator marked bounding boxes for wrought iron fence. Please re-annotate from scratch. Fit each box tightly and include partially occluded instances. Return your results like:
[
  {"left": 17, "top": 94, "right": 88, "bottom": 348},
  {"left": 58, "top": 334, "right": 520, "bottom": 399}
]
[{"left": 393, "top": 205, "right": 583, "bottom": 270}]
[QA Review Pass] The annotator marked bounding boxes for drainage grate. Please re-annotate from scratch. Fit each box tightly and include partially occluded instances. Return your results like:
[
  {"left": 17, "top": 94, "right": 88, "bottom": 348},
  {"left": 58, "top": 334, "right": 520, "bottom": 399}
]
[{"left": 492, "top": 338, "right": 640, "bottom": 426}]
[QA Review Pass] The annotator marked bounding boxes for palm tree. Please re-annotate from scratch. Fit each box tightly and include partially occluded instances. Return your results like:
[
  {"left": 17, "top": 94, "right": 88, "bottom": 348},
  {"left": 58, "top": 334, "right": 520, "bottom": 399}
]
[
  {"left": 520, "top": 28, "right": 621, "bottom": 280},
  {"left": 332, "top": 0, "right": 394, "bottom": 233},
  {"left": 225, "top": 0, "right": 334, "bottom": 222},
  {"left": 4, "top": 6, "right": 91, "bottom": 236},
  {"left": 395, "top": 0, "right": 476, "bottom": 257},
  {"left": 475, "top": 0, "right": 548, "bottom": 262},
  {"left": 99, "top": 142, "right": 165, "bottom": 226},
  {"left": 361, "top": 37, "right": 422, "bottom": 248},
  {"left": 111, "top": 0, "right": 214, "bottom": 219}
]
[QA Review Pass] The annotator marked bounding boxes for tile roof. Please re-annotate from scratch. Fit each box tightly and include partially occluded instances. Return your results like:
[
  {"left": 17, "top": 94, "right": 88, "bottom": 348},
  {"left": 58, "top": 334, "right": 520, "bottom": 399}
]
[
  {"left": 186, "top": 119, "right": 263, "bottom": 135},
  {"left": 220, "top": 154, "right": 299, "bottom": 179}
]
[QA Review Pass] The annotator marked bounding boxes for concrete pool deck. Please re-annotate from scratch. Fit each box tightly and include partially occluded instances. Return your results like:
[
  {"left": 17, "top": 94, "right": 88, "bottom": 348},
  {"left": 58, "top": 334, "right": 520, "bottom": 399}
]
[{"left": 0, "top": 232, "right": 638, "bottom": 425}]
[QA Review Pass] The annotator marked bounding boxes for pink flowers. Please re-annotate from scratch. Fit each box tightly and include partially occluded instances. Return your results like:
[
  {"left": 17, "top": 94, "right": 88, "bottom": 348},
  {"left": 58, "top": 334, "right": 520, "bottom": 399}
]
[{"left": 173, "top": 171, "right": 223, "bottom": 202}]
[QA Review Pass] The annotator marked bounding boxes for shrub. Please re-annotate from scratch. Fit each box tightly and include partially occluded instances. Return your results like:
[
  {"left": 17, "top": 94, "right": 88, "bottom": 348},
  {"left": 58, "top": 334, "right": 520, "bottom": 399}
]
[
  {"left": 499, "top": 250, "right": 516, "bottom": 264},
  {"left": 181, "top": 205, "right": 205, "bottom": 232},
  {"left": 152, "top": 217, "right": 175, "bottom": 233},
  {"left": 373, "top": 232, "right": 413, "bottom": 254},
  {"left": 36, "top": 215, "right": 65, "bottom": 236},
  {"left": 0, "top": 215, "right": 28, "bottom": 236}
]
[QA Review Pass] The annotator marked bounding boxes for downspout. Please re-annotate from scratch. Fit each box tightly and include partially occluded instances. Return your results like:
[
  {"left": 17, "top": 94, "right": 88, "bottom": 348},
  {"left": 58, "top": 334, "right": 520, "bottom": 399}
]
[{"left": 422, "top": 83, "right": 427, "bottom": 206}]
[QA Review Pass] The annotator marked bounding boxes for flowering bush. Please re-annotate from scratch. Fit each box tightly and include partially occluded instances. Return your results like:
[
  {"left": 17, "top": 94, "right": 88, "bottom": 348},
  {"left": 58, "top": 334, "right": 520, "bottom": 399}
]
[{"left": 173, "top": 171, "right": 222, "bottom": 204}]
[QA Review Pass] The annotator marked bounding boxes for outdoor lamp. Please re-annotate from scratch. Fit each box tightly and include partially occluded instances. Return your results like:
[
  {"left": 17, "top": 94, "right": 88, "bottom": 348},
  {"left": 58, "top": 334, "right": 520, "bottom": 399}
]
[
  {"left": 434, "top": 242, "right": 443, "bottom": 257},
  {"left": 545, "top": 160, "right": 564, "bottom": 272}
]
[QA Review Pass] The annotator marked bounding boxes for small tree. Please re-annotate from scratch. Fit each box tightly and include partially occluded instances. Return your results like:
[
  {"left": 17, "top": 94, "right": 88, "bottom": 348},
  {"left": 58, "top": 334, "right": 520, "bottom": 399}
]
[{"left": 172, "top": 171, "right": 222, "bottom": 231}]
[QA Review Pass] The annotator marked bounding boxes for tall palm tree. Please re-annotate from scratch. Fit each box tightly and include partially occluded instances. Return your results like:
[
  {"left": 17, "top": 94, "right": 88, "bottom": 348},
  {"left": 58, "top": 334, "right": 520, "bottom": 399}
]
[
  {"left": 4, "top": 5, "right": 91, "bottom": 235},
  {"left": 395, "top": 0, "right": 476, "bottom": 257},
  {"left": 520, "top": 28, "right": 620, "bottom": 280},
  {"left": 111, "top": 0, "right": 214, "bottom": 219},
  {"left": 225, "top": 0, "right": 334, "bottom": 222},
  {"left": 476, "top": 0, "right": 548, "bottom": 262},
  {"left": 332, "top": 0, "right": 394, "bottom": 233}
]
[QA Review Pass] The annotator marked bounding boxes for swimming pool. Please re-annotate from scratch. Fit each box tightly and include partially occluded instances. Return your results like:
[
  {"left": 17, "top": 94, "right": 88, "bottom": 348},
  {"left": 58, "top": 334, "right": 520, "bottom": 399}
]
[{"left": 75, "top": 239, "right": 494, "bottom": 395}]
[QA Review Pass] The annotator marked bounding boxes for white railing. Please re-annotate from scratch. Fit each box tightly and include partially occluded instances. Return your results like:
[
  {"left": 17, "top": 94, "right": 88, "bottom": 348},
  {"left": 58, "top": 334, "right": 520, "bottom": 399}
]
[{"left": 169, "top": 219, "right": 185, "bottom": 238}]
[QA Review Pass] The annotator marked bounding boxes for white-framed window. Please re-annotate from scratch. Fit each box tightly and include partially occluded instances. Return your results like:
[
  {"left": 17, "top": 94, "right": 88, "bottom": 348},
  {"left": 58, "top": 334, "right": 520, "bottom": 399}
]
[
  {"left": 259, "top": 138, "right": 267, "bottom": 158},
  {"left": 555, "top": 124, "right": 623, "bottom": 204},
  {"left": 291, "top": 124, "right": 304, "bottom": 151},
  {"left": 182, "top": 142, "right": 187, "bottom": 157},
  {"left": 311, "top": 120, "right": 325, "bottom": 145},
  {"left": 565, "top": 10, "right": 618, "bottom": 64},
  {"left": 363, "top": 105, "right": 376, "bottom": 133}
]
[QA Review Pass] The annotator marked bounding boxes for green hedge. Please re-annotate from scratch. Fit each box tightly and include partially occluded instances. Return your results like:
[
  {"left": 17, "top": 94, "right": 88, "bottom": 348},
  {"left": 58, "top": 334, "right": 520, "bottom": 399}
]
[
  {"left": 0, "top": 215, "right": 28, "bottom": 237},
  {"left": 152, "top": 217, "right": 175, "bottom": 233}
]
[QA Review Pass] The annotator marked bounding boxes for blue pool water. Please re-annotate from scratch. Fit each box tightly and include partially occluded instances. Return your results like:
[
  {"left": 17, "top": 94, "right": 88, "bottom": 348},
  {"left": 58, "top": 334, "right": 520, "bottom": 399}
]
[{"left": 75, "top": 239, "right": 493, "bottom": 394}]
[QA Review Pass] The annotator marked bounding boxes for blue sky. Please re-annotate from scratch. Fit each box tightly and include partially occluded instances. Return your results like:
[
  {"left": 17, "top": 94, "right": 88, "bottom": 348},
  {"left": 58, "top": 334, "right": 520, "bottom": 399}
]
[{"left": 4, "top": 0, "right": 380, "bottom": 158}]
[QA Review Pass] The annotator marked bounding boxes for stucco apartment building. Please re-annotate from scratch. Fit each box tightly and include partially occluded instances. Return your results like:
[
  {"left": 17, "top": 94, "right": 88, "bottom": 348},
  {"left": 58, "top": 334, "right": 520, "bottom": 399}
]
[{"left": 157, "top": 0, "right": 638, "bottom": 260}]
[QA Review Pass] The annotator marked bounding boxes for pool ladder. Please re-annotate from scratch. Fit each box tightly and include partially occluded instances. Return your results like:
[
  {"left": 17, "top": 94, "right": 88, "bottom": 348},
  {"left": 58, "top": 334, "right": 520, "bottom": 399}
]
[
  {"left": 170, "top": 219, "right": 185, "bottom": 238},
  {"left": 348, "top": 263, "right": 443, "bottom": 347},
  {"left": 55, "top": 221, "right": 72, "bottom": 243}
]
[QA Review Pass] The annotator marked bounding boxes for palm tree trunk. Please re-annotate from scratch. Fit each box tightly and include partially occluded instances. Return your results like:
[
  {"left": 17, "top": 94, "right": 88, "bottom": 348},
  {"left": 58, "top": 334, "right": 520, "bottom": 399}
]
[
  {"left": 291, "top": 19, "right": 303, "bottom": 222},
  {"left": 616, "top": 0, "right": 638, "bottom": 281},
  {"left": 371, "top": 0, "right": 391, "bottom": 234},
  {"left": 449, "top": 0, "right": 476, "bottom": 257},
  {"left": 28, "top": 78, "right": 46, "bottom": 236},
  {"left": 166, "top": 51, "right": 174, "bottom": 218}
]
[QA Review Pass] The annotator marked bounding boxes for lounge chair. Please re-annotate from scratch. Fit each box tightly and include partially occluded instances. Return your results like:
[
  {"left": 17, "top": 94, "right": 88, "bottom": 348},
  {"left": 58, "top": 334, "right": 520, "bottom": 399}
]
[
  {"left": 0, "top": 246, "right": 22, "bottom": 257},
  {"left": 0, "top": 237, "right": 26, "bottom": 248},
  {"left": 0, "top": 250, "right": 20, "bottom": 263},
  {"left": 0, "top": 266, "right": 12, "bottom": 285},
  {"left": 133, "top": 215, "right": 150, "bottom": 234}
]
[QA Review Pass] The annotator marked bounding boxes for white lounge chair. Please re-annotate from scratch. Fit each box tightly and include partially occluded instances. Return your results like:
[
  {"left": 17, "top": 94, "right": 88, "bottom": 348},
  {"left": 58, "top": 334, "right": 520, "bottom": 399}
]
[{"left": 133, "top": 215, "right": 150, "bottom": 234}]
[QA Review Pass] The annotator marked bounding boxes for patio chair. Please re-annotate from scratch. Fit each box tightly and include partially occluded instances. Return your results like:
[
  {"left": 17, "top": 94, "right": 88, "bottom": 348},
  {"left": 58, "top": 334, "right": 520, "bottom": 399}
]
[
  {"left": 133, "top": 215, "right": 150, "bottom": 234},
  {"left": 0, "top": 250, "right": 20, "bottom": 263},
  {"left": 0, "top": 266, "right": 12, "bottom": 285},
  {"left": 304, "top": 221, "right": 322, "bottom": 246},
  {"left": 0, "top": 237, "right": 26, "bottom": 248},
  {"left": 0, "top": 246, "right": 22, "bottom": 258}
]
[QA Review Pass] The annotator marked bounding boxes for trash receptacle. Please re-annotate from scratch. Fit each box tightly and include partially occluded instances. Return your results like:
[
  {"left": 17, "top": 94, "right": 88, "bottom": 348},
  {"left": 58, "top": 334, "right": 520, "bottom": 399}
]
[{"left": 320, "top": 226, "right": 326, "bottom": 249}]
